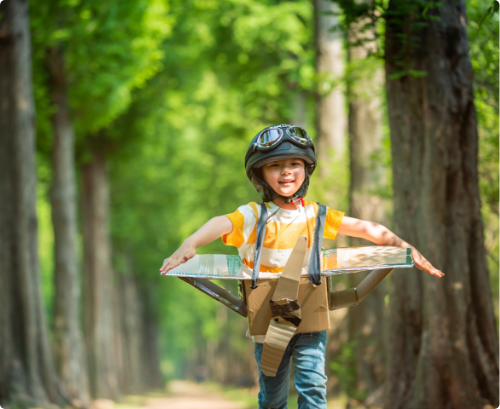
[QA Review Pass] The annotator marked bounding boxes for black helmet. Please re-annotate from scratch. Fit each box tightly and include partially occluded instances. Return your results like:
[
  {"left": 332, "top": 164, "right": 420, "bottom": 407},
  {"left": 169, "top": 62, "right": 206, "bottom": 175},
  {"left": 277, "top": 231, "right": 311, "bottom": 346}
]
[{"left": 245, "top": 124, "right": 317, "bottom": 202}]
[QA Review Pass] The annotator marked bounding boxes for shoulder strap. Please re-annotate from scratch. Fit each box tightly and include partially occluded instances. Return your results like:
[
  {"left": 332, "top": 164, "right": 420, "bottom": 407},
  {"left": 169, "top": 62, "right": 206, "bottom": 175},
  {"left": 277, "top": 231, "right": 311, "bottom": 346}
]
[
  {"left": 251, "top": 202, "right": 268, "bottom": 289},
  {"left": 308, "top": 202, "right": 327, "bottom": 285}
]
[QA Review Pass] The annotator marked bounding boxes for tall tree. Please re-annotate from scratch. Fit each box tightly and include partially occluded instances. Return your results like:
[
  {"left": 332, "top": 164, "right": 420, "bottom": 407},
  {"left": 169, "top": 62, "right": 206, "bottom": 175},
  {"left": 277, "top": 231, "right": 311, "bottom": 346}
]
[
  {"left": 314, "top": 0, "right": 347, "bottom": 161},
  {"left": 138, "top": 282, "right": 164, "bottom": 389},
  {"left": 0, "top": 0, "right": 67, "bottom": 406},
  {"left": 46, "top": 46, "right": 91, "bottom": 406},
  {"left": 384, "top": 0, "right": 499, "bottom": 407},
  {"left": 30, "top": 0, "right": 171, "bottom": 397},
  {"left": 82, "top": 149, "right": 120, "bottom": 399},
  {"left": 113, "top": 254, "right": 146, "bottom": 394},
  {"left": 313, "top": 0, "right": 349, "bottom": 222},
  {"left": 346, "top": 18, "right": 388, "bottom": 401}
]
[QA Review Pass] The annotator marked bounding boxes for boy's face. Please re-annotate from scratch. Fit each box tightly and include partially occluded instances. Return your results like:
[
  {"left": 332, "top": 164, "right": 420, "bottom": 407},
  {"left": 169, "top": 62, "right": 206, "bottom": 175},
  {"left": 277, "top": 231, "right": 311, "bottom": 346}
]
[{"left": 261, "top": 158, "right": 306, "bottom": 198}]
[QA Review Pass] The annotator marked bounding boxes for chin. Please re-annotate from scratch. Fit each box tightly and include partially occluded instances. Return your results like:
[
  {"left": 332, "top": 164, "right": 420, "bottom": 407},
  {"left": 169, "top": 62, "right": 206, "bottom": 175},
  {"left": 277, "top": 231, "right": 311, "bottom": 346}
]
[{"left": 276, "top": 188, "right": 299, "bottom": 197}]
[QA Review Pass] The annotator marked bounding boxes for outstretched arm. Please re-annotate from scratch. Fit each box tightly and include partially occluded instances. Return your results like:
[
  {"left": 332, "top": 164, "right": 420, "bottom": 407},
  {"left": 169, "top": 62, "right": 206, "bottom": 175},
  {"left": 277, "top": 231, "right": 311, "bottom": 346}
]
[
  {"left": 160, "top": 216, "right": 233, "bottom": 275},
  {"left": 338, "top": 216, "right": 444, "bottom": 278}
]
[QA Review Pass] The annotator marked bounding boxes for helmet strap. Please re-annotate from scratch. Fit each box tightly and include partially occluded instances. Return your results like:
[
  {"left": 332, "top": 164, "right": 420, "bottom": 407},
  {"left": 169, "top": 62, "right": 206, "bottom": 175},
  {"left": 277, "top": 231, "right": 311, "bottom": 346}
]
[
  {"left": 291, "top": 197, "right": 305, "bottom": 207},
  {"left": 252, "top": 170, "right": 310, "bottom": 205}
]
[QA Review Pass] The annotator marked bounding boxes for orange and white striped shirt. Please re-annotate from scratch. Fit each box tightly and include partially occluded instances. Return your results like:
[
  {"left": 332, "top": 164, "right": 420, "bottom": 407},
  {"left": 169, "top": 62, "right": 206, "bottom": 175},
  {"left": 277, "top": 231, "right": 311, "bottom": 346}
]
[{"left": 222, "top": 201, "right": 344, "bottom": 273}]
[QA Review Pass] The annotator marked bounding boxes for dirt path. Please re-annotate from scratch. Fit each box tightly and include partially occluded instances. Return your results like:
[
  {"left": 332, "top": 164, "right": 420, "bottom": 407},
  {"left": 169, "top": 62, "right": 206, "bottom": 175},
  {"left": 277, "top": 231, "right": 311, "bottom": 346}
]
[{"left": 134, "top": 380, "right": 248, "bottom": 409}]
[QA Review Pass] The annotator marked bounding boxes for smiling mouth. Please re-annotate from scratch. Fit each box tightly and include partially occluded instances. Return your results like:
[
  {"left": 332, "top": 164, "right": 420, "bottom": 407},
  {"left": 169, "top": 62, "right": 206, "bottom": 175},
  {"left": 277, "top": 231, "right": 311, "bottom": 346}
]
[{"left": 279, "top": 180, "right": 294, "bottom": 184}]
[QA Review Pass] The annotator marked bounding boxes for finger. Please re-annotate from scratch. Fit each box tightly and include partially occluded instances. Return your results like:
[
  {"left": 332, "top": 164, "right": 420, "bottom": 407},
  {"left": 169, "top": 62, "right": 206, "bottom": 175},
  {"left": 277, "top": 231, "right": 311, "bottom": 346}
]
[
  {"left": 160, "top": 258, "right": 169, "bottom": 271},
  {"left": 416, "top": 258, "right": 431, "bottom": 271},
  {"left": 161, "top": 260, "right": 178, "bottom": 275},
  {"left": 415, "top": 259, "right": 444, "bottom": 278},
  {"left": 170, "top": 259, "right": 185, "bottom": 271},
  {"left": 161, "top": 257, "right": 181, "bottom": 274},
  {"left": 163, "top": 254, "right": 184, "bottom": 270},
  {"left": 160, "top": 258, "right": 173, "bottom": 273},
  {"left": 161, "top": 250, "right": 193, "bottom": 274},
  {"left": 427, "top": 266, "right": 444, "bottom": 277}
]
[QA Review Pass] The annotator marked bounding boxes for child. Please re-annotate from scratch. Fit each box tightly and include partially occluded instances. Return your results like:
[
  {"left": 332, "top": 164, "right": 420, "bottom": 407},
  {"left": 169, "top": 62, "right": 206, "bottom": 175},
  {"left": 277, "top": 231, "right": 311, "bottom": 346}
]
[{"left": 160, "top": 124, "right": 443, "bottom": 409}]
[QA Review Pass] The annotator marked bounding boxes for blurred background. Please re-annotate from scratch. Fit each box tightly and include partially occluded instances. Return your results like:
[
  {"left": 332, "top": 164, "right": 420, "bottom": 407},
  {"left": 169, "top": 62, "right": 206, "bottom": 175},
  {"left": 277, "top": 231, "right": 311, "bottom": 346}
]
[{"left": 0, "top": 0, "right": 498, "bottom": 408}]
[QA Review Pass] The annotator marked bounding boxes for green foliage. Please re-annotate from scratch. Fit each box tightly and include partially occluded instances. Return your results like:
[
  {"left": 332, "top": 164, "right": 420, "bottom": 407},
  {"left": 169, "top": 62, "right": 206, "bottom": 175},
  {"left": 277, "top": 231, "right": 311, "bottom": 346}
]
[
  {"left": 476, "top": 0, "right": 499, "bottom": 26},
  {"left": 331, "top": 0, "right": 386, "bottom": 54},
  {"left": 466, "top": 0, "right": 499, "bottom": 322},
  {"left": 36, "top": 157, "right": 55, "bottom": 324},
  {"left": 30, "top": 0, "right": 172, "bottom": 152},
  {"left": 330, "top": 339, "right": 367, "bottom": 402},
  {"left": 333, "top": 0, "right": 448, "bottom": 78}
]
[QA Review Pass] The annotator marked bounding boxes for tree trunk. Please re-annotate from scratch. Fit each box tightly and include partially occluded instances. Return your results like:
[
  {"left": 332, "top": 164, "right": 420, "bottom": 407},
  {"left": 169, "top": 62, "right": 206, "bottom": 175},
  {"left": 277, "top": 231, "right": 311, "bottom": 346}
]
[
  {"left": 314, "top": 0, "right": 346, "bottom": 163},
  {"left": 47, "top": 46, "right": 91, "bottom": 407},
  {"left": 114, "top": 259, "right": 144, "bottom": 394},
  {"left": 346, "top": 19, "right": 388, "bottom": 400},
  {"left": 313, "top": 0, "right": 348, "bottom": 217},
  {"left": 0, "top": 0, "right": 66, "bottom": 406},
  {"left": 139, "top": 282, "right": 163, "bottom": 389},
  {"left": 291, "top": 90, "right": 307, "bottom": 129},
  {"left": 82, "top": 151, "right": 120, "bottom": 400},
  {"left": 385, "top": 0, "right": 499, "bottom": 407}
]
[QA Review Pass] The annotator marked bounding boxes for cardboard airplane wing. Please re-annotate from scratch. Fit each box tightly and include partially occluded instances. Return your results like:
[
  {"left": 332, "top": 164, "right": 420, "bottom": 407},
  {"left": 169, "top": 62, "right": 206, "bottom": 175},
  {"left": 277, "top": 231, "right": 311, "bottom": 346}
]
[
  {"left": 162, "top": 246, "right": 413, "bottom": 280},
  {"left": 162, "top": 245, "right": 415, "bottom": 378},
  {"left": 161, "top": 246, "right": 414, "bottom": 318}
]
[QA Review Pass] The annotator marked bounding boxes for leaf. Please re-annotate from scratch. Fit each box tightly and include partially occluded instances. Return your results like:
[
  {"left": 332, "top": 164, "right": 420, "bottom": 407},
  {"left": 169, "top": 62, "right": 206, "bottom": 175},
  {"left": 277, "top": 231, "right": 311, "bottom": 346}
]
[
  {"left": 477, "top": 0, "right": 499, "bottom": 30},
  {"left": 494, "top": 1, "right": 500, "bottom": 14},
  {"left": 408, "top": 69, "right": 428, "bottom": 78},
  {"left": 387, "top": 70, "right": 407, "bottom": 80}
]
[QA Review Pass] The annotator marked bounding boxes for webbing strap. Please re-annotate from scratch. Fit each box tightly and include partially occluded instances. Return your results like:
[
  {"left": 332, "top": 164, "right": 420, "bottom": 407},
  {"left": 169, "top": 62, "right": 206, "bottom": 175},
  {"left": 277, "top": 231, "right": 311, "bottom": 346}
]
[
  {"left": 251, "top": 203, "right": 268, "bottom": 289},
  {"left": 308, "top": 203, "right": 327, "bottom": 285},
  {"left": 260, "top": 236, "right": 308, "bottom": 376}
]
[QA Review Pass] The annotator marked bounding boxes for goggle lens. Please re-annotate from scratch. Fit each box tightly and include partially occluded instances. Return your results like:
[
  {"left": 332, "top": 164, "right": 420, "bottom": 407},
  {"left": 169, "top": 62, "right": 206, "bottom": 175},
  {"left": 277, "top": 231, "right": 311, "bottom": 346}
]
[
  {"left": 258, "top": 129, "right": 282, "bottom": 148},
  {"left": 255, "top": 126, "right": 311, "bottom": 150},
  {"left": 288, "top": 127, "right": 310, "bottom": 144}
]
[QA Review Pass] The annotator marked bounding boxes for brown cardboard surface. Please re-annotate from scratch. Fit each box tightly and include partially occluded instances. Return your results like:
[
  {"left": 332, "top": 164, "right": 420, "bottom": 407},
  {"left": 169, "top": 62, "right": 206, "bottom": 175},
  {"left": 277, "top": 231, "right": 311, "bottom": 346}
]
[
  {"left": 272, "top": 236, "right": 306, "bottom": 300},
  {"left": 258, "top": 236, "right": 306, "bottom": 376},
  {"left": 260, "top": 321, "right": 297, "bottom": 376},
  {"left": 245, "top": 277, "right": 330, "bottom": 336}
]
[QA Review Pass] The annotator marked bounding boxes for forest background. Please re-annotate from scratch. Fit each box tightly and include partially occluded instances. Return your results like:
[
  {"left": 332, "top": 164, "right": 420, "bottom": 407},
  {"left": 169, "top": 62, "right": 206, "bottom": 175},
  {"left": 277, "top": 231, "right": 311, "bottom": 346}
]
[{"left": 0, "top": 0, "right": 498, "bottom": 408}]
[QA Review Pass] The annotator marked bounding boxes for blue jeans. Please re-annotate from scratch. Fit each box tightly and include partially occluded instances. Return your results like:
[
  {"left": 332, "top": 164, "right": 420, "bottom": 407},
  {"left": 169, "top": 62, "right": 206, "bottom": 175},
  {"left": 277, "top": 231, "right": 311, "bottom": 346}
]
[{"left": 254, "top": 331, "right": 327, "bottom": 409}]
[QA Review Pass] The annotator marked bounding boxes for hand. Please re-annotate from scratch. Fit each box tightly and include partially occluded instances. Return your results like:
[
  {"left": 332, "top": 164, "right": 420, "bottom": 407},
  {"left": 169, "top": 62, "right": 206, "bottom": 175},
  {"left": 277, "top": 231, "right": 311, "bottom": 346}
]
[
  {"left": 160, "top": 241, "right": 196, "bottom": 275},
  {"left": 410, "top": 246, "right": 444, "bottom": 278}
]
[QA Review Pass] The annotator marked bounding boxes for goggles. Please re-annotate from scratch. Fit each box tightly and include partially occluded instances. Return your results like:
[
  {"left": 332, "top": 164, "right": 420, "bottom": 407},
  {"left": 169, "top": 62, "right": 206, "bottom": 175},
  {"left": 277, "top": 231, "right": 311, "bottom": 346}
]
[{"left": 253, "top": 124, "right": 313, "bottom": 152}]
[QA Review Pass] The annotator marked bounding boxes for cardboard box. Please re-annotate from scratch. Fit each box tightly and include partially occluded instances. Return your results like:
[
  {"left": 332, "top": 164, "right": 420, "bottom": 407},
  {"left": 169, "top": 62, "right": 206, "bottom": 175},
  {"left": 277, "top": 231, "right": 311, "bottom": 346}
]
[{"left": 243, "top": 277, "right": 330, "bottom": 336}]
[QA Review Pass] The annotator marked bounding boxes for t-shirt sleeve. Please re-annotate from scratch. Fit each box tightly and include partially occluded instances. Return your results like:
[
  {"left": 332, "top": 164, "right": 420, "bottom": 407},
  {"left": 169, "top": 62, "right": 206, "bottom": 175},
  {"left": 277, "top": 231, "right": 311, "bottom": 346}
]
[
  {"left": 222, "top": 203, "right": 259, "bottom": 248},
  {"left": 221, "top": 208, "right": 246, "bottom": 247},
  {"left": 323, "top": 208, "right": 345, "bottom": 240}
]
